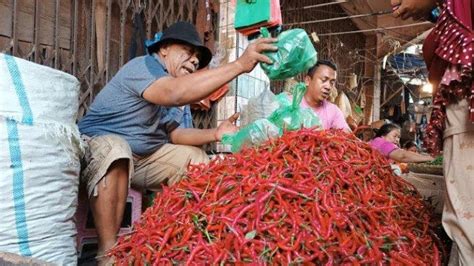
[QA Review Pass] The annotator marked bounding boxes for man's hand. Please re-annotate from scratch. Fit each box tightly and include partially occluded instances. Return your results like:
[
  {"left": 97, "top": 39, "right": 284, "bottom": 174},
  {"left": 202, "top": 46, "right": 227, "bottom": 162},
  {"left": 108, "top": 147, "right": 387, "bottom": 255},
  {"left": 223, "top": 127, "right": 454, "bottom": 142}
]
[
  {"left": 235, "top": 38, "right": 278, "bottom": 73},
  {"left": 391, "top": 0, "right": 437, "bottom": 20},
  {"left": 215, "top": 113, "right": 240, "bottom": 141}
]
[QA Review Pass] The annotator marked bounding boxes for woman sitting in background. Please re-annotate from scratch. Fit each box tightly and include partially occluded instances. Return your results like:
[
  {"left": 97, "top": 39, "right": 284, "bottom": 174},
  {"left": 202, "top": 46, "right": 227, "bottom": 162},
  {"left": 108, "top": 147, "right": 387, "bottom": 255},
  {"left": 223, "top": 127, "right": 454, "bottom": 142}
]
[{"left": 369, "top": 123, "right": 434, "bottom": 163}]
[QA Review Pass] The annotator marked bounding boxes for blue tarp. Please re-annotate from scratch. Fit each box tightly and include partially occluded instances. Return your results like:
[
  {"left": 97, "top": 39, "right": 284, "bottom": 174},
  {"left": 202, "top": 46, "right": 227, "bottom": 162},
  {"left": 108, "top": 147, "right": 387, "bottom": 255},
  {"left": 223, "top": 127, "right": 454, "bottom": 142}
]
[{"left": 388, "top": 53, "right": 428, "bottom": 79}]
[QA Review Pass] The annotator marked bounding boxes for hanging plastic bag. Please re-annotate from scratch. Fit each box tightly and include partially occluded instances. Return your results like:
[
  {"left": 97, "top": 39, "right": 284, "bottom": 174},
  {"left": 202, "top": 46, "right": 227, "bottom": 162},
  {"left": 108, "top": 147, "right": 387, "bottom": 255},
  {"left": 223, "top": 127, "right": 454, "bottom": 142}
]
[
  {"left": 268, "top": 82, "right": 321, "bottom": 130},
  {"left": 236, "top": 0, "right": 282, "bottom": 36},
  {"left": 234, "top": 0, "right": 271, "bottom": 30},
  {"left": 240, "top": 89, "right": 279, "bottom": 127},
  {"left": 260, "top": 27, "right": 318, "bottom": 80}
]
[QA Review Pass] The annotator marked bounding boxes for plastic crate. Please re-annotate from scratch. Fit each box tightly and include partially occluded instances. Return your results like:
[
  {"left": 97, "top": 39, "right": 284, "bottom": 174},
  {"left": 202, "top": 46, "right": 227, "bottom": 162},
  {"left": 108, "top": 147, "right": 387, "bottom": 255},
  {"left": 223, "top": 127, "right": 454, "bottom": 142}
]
[
  {"left": 77, "top": 236, "right": 99, "bottom": 264},
  {"left": 75, "top": 188, "right": 142, "bottom": 247}
]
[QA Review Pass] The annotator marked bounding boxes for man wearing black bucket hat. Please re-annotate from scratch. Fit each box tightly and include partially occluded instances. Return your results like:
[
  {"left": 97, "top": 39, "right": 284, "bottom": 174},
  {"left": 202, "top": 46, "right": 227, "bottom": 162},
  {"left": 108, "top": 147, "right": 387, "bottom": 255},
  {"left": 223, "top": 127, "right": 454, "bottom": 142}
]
[{"left": 78, "top": 21, "right": 277, "bottom": 263}]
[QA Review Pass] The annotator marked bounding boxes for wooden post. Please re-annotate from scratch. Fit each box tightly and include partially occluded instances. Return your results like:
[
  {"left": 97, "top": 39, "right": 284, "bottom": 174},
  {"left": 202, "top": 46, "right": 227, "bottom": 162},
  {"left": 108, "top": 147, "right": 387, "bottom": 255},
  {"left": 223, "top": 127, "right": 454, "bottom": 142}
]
[
  {"left": 95, "top": 0, "right": 106, "bottom": 74},
  {"left": 372, "top": 60, "right": 381, "bottom": 122},
  {"left": 196, "top": 0, "right": 218, "bottom": 53},
  {"left": 363, "top": 35, "right": 376, "bottom": 124}
]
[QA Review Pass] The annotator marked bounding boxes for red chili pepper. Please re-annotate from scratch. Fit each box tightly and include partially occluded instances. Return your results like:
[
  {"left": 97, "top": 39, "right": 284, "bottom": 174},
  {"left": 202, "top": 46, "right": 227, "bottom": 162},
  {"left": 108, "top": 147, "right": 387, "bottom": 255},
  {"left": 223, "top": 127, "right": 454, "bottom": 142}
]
[{"left": 108, "top": 129, "right": 440, "bottom": 265}]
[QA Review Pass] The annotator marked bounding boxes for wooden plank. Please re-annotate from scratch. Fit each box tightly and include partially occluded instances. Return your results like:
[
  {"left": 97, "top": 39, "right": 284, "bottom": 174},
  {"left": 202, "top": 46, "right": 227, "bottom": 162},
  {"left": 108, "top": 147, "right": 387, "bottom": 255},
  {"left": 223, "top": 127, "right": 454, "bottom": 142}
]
[
  {"left": 104, "top": 0, "right": 111, "bottom": 82},
  {"left": 381, "top": 85, "right": 404, "bottom": 107},
  {"left": 33, "top": 0, "right": 39, "bottom": 62},
  {"left": 0, "top": 0, "right": 13, "bottom": 37},
  {"left": 363, "top": 35, "right": 377, "bottom": 124},
  {"left": 95, "top": 0, "right": 106, "bottom": 74},
  {"left": 53, "top": 0, "right": 59, "bottom": 68},
  {"left": 12, "top": 0, "right": 18, "bottom": 55},
  {"left": 0, "top": 36, "right": 10, "bottom": 52},
  {"left": 72, "top": 0, "right": 78, "bottom": 76},
  {"left": 372, "top": 61, "right": 381, "bottom": 121},
  {"left": 0, "top": 0, "right": 71, "bottom": 49}
]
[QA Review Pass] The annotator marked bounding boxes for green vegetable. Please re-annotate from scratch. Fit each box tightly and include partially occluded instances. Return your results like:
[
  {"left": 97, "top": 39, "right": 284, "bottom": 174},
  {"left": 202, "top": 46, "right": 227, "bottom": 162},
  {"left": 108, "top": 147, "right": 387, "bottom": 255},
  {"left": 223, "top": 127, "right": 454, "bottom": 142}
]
[{"left": 428, "top": 156, "right": 443, "bottom": 166}]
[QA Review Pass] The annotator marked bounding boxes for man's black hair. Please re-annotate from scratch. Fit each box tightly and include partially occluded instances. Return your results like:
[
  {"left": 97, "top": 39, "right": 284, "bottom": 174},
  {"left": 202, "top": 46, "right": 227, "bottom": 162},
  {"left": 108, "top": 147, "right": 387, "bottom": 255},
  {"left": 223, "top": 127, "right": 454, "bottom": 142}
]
[{"left": 307, "top": 60, "right": 337, "bottom": 78}]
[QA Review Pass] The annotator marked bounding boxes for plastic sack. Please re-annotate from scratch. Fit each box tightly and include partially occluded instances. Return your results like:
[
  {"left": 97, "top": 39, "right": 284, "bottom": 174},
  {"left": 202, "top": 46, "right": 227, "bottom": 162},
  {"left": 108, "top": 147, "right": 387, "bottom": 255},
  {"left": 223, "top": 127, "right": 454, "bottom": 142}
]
[
  {"left": 222, "top": 83, "right": 321, "bottom": 152},
  {"left": 0, "top": 53, "right": 82, "bottom": 265},
  {"left": 268, "top": 83, "right": 321, "bottom": 131},
  {"left": 240, "top": 89, "right": 279, "bottom": 127},
  {"left": 222, "top": 119, "right": 281, "bottom": 153},
  {"left": 236, "top": 0, "right": 282, "bottom": 36},
  {"left": 260, "top": 27, "right": 318, "bottom": 80},
  {"left": 335, "top": 91, "right": 352, "bottom": 119},
  {"left": 234, "top": 0, "right": 271, "bottom": 30}
]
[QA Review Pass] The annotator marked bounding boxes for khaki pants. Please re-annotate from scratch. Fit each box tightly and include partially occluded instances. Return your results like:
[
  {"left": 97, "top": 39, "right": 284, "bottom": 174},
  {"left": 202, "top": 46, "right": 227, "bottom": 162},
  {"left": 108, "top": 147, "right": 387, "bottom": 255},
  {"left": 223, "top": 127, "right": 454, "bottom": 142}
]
[
  {"left": 132, "top": 143, "right": 209, "bottom": 189},
  {"left": 442, "top": 100, "right": 474, "bottom": 265},
  {"left": 80, "top": 134, "right": 209, "bottom": 197}
]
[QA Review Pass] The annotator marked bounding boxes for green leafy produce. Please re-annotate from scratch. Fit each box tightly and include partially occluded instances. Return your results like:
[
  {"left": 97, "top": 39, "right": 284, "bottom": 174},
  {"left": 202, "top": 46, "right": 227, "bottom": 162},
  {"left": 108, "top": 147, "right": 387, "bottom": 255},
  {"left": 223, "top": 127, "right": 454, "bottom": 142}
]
[{"left": 428, "top": 156, "right": 443, "bottom": 166}]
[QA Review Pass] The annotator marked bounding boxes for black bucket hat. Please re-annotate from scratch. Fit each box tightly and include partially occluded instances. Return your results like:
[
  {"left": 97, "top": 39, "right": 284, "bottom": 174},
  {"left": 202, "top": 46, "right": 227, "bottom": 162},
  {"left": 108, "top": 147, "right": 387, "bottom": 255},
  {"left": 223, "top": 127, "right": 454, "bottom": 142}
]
[{"left": 147, "top": 21, "right": 212, "bottom": 69}]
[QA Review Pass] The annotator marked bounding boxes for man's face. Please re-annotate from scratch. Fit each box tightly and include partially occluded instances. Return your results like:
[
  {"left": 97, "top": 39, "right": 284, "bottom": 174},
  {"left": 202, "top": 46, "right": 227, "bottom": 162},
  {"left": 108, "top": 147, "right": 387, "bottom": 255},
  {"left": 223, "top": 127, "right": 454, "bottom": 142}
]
[
  {"left": 304, "top": 65, "right": 337, "bottom": 104},
  {"left": 160, "top": 43, "right": 200, "bottom": 77}
]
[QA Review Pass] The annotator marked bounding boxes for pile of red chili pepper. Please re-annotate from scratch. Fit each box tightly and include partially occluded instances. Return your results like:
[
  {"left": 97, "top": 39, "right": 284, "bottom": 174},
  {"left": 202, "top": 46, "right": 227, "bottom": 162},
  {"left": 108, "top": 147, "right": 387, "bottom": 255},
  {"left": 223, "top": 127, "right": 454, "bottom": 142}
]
[{"left": 109, "top": 129, "right": 440, "bottom": 265}]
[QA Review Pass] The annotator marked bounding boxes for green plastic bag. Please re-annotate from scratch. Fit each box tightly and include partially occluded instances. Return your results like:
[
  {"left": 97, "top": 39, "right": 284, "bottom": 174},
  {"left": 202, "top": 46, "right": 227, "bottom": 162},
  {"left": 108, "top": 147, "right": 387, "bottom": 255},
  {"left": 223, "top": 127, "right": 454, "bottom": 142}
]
[
  {"left": 268, "top": 82, "right": 321, "bottom": 131},
  {"left": 260, "top": 27, "right": 318, "bottom": 80},
  {"left": 222, "top": 83, "right": 321, "bottom": 153},
  {"left": 234, "top": 0, "right": 271, "bottom": 29}
]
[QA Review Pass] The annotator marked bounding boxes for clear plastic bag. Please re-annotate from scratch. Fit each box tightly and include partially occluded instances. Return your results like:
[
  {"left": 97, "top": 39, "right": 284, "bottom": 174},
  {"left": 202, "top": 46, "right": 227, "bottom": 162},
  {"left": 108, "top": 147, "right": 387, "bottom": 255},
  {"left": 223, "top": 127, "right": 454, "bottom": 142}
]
[
  {"left": 260, "top": 27, "right": 318, "bottom": 80},
  {"left": 240, "top": 89, "right": 279, "bottom": 127},
  {"left": 222, "top": 119, "right": 281, "bottom": 153}
]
